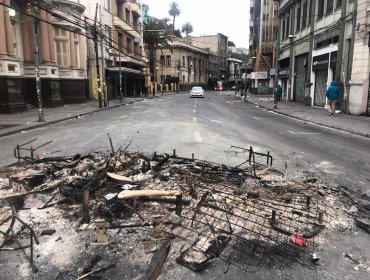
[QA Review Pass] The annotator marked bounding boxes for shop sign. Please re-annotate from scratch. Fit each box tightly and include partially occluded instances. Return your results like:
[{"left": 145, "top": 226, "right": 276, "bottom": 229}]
[
  {"left": 278, "top": 68, "right": 289, "bottom": 78},
  {"left": 270, "top": 69, "right": 276, "bottom": 76},
  {"left": 251, "top": 71, "right": 268, "bottom": 79},
  {"left": 313, "top": 51, "right": 337, "bottom": 70}
]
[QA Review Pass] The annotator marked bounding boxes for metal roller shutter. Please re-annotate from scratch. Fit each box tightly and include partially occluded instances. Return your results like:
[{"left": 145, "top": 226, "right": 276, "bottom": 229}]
[{"left": 314, "top": 70, "right": 327, "bottom": 107}]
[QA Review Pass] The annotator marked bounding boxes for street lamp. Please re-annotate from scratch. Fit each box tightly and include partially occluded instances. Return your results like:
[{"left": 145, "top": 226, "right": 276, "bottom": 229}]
[
  {"left": 288, "top": 34, "right": 295, "bottom": 102},
  {"left": 9, "top": 7, "right": 45, "bottom": 122}
]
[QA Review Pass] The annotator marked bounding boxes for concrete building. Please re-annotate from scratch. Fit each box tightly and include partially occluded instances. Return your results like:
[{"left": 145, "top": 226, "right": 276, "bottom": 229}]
[
  {"left": 227, "top": 45, "right": 243, "bottom": 87},
  {"left": 186, "top": 34, "right": 228, "bottom": 82},
  {"left": 110, "top": 0, "right": 146, "bottom": 97},
  {"left": 0, "top": 0, "right": 87, "bottom": 113},
  {"left": 249, "top": 0, "right": 278, "bottom": 94},
  {"left": 277, "top": 0, "right": 369, "bottom": 115},
  {"left": 82, "top": 0, "right": 146, "bottom": 100},
  {"left": 154, "top": 37, "right": 209, "bottom": 90}
]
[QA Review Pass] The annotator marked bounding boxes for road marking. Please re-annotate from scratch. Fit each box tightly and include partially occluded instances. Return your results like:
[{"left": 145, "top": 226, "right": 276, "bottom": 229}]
[
  {"left": 210, "top": 119, "right": 223, "bottom": 124},
  {"left": 194, "top": 104, "right": 196, "bottom": 108},
  {"left": 252, "top": 117, "right": 276, "bottom": 120},
  {"left": 194, "top": 131, "right": 202, "bottom": 142},
  {"left": 193, "top": 117, "right": 197, "bottom": 122},
  {"left": 288, "top": 130, "right": 321, "bottom": 135},
  {"left": 193, "top": 109, "right": 196, "bottom": 113}
]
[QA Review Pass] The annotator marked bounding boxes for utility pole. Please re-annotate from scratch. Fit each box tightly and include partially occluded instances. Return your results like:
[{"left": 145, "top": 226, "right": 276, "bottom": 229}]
[
  {"left": 273, "top": 10, "right": 280, "bottom": 109},
  {"left": 288, "top": 35, "right": 295, "bottom": 102},
  {"left": 119, "top": 43, "right": 123, "bottom": 102},
  {"left": 100, "top": 5, "right": 107, "bottom": 107},
  {"left": 31, "top": 5, "right": 45, "bottom": 122},
  {"left": 93, "top": 3, "right": 102, "bottom": 108}
]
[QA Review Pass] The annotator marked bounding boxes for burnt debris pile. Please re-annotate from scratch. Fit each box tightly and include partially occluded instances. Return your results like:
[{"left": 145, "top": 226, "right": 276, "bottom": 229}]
[{"left": 0, "top": 144, "right": 364, "bottom": 277}]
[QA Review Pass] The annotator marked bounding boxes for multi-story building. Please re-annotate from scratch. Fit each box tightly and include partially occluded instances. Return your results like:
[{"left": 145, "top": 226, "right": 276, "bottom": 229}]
[
  {"left": 154, "top": 37, "right": 209, "bottom": 89},
  {"left": 110, "top": 0, "right": 146, "bottom": 97},
  {"left": 0, "top": 0, "right": 88, "bottom": 113},
  {"left": 186, "top": 34, "right": 228, "bottom": 82},
  {"left": 227, "top": 44, "right": 243, "bottom": 87},
  {"left": 83, "top": 0, "right": 146, "bottom": 100},
  {"left": 249, "top": 0, "right": 278, "bottom": 94},
  {"left": 207, "top": 51, "right": 219, "bottom": 89},
  {"left": 276, "top": 0, "right": 369, "bottom": 115}
]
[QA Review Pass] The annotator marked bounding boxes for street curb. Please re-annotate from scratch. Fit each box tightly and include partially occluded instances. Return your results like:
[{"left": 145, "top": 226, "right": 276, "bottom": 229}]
[
  {"left": 244, "top": 98, "right": 370, "bottom": 139},
  {"left": 0, "top": 99, "right": 140, "bottom": 138},
  {"left": 0, "top": 92, "right": 183, "bottom": 139}
]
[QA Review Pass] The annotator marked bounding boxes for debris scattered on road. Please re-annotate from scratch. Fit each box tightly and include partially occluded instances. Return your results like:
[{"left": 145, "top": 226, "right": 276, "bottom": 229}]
[{"left": 0, "top": 144, "right": 369, "bottom": 278}]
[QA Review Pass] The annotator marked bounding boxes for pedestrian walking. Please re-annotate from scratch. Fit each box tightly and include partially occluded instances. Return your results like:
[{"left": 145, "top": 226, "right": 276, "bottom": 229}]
[
  {"left": 326, "top": 80, "right": 339, "bottom": 116},
  {"left": 275, "top": 84, "right": 282, "bottom": 101}
]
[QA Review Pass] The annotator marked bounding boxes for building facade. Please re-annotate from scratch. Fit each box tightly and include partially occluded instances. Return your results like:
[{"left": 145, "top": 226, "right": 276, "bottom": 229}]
[
  {"left": 249, "top": 0, "right": 278, "bottom": 94},
  {"left": 186, "top": 33, "right": 228, "bottom": 82},
  {"left": 154, "top": 37, "right": 209, "bottom": 90},
  {"left": 110, "top": 0, "right": 146, "bottom": 97},
  {"left": 82, "top": 0, "right": 146, "bottom": 100},
  {"left": 277, "top": 0, "right": 369, "bottom": 115},
  {"left": 0, "top": 0, "right": 87, "bottom": 113}
]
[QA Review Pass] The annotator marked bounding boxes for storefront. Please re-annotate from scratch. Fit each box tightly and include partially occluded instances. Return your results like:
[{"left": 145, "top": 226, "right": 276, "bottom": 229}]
[
  {"left": 312, "top": 52, "right": 337, "bottom": 107},
  {"left": 251, "top": 71, "right": 269, "bottom": 94},
  {"left": 294, "top": 54, "right": 307, "bottom": 102},
  {"left": 278, "top": 68, "right": 289, "bottom": 100}
]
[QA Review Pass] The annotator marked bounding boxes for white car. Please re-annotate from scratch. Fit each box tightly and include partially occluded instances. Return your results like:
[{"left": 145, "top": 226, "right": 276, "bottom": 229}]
[{"left": 190, "top": 86, "right": 204, "bottom": 98}]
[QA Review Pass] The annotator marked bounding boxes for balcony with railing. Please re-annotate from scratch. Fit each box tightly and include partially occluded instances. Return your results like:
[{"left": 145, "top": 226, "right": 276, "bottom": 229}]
[
  {"left": 113, "top": 16, "right": 141, "bottom": 38},
  {"left": 127, "top": 0, "right": 141, "bottom": 16}
]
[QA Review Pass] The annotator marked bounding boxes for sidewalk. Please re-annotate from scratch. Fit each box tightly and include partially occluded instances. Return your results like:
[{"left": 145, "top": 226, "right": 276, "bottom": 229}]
[
  {"left": 0, "top": 91, "right": 177, "bottom": 138},
  {"left": 1, "top": 91, "right": 369, "bottom": 139},
  {"left": 243, "top": 94, "right": 370, "bottom": 138}
]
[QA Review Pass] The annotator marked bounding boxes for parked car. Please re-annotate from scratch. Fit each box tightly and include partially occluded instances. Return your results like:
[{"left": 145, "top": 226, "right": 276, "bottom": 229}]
[{"left": 190, "top": 86, "right": 204, "bottom": 98}]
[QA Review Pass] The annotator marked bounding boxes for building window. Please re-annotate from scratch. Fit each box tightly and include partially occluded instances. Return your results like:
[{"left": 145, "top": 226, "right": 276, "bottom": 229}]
[
  {"left": 318, "top": 0, "right": 324, "bottom": 19},
  {"left": 125, "top": 8, "right": 130, "bottom": 25},
  {"left": 296, "top": 4, "right": 301, "bottom": 31},
  {"left": 336, "top": 0, "right": 342, "bottom": 9},
  {"left": 302, "top": 1, "right": 307, "bottom": 28},
  {"left": 286, "top": 16, "right": 290, "bottom": 38},
  {"left": 166, "top": 55, "right": 171, "bottom": 67},
  {"left": 326, "top": 0, "right": 333, "bottom": 14},
  {"left": 134, "top": 42, "right": 139, "bottom": 56},
  {"left": 74, "top": 33, "right": 79, "bottom": 67},
  {"left": 118, "top": 33, "right": 123, "bottom": 50},
  {"left": 127, "top": 37, "right": 132, "bottom": 53},
  {"left": 55, "top": 27, "right": 69, "bottom": 66},
  {"left": 104, "top": 0, "right": 110, "bottom": 11},
  {"left": 160, "top": 55, "right": 165, "bottom": 66},
  {"left": 281, "top": 19, "right": 285, "bottom": 40},
  {"left": 182, "top": 56, "right": 185, "bottom": 67}
]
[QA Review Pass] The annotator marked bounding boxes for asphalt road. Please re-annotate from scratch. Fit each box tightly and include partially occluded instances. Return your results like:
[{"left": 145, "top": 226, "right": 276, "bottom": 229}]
[
  {"left": 1, "top": 90, "right": 369, "bottom": 193},
  {"left": 0, "top": 91, "right": 369, "bottom": 279}
]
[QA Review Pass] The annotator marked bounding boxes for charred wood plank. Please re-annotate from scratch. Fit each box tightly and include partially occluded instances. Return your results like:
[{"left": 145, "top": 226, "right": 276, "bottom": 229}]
[{"left": 143, "top": 240, "right": 171, "bottom": 280}]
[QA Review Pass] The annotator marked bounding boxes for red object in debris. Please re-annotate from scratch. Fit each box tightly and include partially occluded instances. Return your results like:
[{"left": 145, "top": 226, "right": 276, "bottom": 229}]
[
  {"left": 35, "top": 154, "right": 40, "bottom": 160},
  {"left": 3, "top": 235, "right": 12, "bottom": 241},
  {"left": 289, "top": 234, "right": 306, "bottom": 247}
]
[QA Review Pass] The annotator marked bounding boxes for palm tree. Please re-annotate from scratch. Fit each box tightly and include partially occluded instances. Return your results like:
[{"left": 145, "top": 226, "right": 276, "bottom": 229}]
[
  {"left": 143, "top": 18, "right": 173, "bottom": 84},
  {"left": 181, "top": 22, "right": 193, "bottom": 37},
  {"left": 168, "top": 2, "right": 180, "bottom": 30}
]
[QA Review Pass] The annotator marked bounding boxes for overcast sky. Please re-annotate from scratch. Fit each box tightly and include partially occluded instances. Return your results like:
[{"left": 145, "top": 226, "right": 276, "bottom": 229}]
[{"left": 143, "top": 0, "right": 250, "bottom": 48}]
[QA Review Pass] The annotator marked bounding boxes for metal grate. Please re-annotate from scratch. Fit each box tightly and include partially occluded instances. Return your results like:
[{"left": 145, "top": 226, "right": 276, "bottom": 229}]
[{"left": 169, "top": 183, "right": 320, "bottom": 273}]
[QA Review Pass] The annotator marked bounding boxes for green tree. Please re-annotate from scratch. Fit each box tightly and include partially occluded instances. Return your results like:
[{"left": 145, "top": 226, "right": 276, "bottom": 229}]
[
  {"left": 168, "top": 2, "right": 180, "bottom": 30},
  {"left": 143, "top": 18, "right": 173, "bottom": 84},
  {"left": 181, "top": 22, "right": 193, "bottom": 37}
]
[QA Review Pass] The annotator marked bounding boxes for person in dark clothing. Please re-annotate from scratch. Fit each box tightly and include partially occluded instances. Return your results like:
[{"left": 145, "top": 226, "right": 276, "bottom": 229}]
[
  {"left": 326, "top": 80, "right": 339, "bottom": 116},
  {"left": 275, "top": 84, "right": 282, "bottom": 101}
]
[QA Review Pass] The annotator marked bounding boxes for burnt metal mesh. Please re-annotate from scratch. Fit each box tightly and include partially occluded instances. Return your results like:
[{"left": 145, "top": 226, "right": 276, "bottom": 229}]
[{"left": 168, "top": 182, "right": 319, "bottom": 273}]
